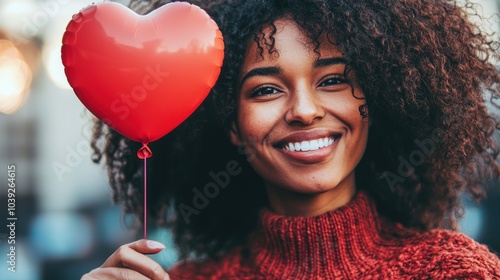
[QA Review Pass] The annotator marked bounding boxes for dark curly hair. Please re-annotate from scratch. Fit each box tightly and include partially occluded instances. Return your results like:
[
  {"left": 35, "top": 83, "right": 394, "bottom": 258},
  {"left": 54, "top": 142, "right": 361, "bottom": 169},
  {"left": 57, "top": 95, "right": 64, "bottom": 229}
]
[{"left": 90, "top": 0, "right": 500, "bottom": 260}]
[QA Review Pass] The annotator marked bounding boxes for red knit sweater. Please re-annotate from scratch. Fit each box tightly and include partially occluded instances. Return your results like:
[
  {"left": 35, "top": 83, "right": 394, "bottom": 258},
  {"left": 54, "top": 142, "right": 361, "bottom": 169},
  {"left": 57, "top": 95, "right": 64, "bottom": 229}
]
[{"left": 169, "top": 192, "right": 500, "bottom": 279}]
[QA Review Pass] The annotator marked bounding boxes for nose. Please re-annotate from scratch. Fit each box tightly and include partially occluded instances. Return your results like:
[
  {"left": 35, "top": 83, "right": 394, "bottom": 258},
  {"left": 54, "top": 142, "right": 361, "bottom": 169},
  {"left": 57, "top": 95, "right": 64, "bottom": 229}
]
[{"left": 284, "top": 86, "right": 325, "bottom": 125}]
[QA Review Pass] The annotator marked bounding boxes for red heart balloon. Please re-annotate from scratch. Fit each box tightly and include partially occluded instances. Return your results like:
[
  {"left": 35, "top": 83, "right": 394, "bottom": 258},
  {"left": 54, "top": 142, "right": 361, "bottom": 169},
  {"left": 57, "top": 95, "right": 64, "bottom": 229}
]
[{"left": 61, "top": 2, "right": 224, "bottom": 145}]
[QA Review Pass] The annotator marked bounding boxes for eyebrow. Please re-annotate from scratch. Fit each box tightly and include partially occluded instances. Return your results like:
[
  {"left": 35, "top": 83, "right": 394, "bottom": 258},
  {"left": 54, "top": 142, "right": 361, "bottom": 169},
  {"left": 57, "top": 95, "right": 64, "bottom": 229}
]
[
  {"left": 240, "top": 66, "right": 282, "bottom": 88},
  {"left": 314, "top": 57, "right": 348, "bottom": 68},
  {"left": 239, "top": 57, "right": 348, "bottom": 87}
]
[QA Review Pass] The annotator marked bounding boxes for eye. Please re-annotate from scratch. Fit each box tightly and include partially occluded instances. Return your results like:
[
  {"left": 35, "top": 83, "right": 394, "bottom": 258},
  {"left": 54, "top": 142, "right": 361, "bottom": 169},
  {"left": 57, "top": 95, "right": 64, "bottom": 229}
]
[
  {"left": 318, "top": 75, "right": 348, "bottom": 87},
  {"left": 250, "top": 86, "right": 281, "bottom": 98}
]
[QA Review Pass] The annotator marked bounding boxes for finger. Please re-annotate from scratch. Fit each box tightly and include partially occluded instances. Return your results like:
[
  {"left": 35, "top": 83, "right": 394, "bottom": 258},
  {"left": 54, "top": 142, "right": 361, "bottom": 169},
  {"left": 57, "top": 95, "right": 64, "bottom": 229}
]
[
  {"left": 82, "top": 267, "right": 152, "bottom": 280},
  {"left": 101, "top": 240, "right": 169, "bottom": 280},
  {"left": 121, "top": 260, "right": 170, "bottom": 280},
  {"left": 127, "top": 239, "right": 166, "bottom": 254},
  {"left": 102, "top": 239, "right": 165, "bottom": 267}
]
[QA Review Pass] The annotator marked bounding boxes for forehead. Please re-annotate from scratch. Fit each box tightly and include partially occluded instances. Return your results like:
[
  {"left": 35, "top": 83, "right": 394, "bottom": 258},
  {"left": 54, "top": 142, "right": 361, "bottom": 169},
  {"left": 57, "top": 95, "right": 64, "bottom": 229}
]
[{"left": 244, "top": 18, "right": 343, "bottom": 63}]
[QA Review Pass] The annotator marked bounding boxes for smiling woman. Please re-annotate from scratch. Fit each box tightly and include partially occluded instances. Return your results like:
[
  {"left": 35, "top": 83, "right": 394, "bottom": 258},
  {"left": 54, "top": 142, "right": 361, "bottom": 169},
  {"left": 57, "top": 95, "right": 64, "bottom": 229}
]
[
  {"left": 232, "top": 18, "right": 369, "bottom": 216},
  {"left": 84, "top": 0, "right": 500, "bottom": 279}
]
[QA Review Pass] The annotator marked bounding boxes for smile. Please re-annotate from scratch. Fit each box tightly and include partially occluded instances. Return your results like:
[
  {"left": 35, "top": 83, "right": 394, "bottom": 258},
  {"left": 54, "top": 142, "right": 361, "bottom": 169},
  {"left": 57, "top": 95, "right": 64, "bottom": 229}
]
[{"left": 282, "top": 136, "right": 337, "bottom": 152}]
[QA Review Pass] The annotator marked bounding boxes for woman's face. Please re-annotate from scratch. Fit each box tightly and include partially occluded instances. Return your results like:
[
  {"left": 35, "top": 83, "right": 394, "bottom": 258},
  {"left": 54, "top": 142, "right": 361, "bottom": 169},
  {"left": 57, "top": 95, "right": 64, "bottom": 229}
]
[{"left": 231, "top": 18, "right": 369, "bottom": 199}]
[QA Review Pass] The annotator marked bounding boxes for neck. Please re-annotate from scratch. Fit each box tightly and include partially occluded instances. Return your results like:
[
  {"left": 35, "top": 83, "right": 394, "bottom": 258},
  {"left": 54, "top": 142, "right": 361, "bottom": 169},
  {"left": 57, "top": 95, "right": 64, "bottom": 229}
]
[{"left": 265, "top": 173, "right": 356, "bottom": 217}]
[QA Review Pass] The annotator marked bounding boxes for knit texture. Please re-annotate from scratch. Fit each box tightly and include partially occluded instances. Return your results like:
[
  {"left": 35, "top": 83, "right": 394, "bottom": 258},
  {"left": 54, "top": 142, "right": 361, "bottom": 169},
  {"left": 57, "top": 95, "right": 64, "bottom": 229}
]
[{"left": 169, "top": 192, "right": 500, "bottom": 279}]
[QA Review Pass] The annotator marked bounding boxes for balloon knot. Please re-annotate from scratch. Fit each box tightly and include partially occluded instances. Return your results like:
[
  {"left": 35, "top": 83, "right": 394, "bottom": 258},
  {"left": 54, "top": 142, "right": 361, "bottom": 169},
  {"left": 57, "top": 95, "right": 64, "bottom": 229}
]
[{"left": 137, "top": 143, "right": 152, "bottom": 159}]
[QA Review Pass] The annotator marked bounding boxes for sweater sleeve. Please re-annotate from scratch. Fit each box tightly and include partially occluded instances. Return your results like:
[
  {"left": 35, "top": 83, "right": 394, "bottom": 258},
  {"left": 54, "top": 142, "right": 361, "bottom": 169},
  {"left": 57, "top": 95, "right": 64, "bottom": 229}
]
[{"left": 425, "top": 231, "right": 500, "bottom": 279}]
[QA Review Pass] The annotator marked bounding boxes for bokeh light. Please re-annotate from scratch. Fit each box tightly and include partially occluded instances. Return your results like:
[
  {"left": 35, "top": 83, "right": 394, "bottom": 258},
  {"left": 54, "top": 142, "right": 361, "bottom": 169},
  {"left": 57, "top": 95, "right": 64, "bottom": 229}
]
[{"left": 0, "top": 39, "right": 32, "bottom": 114}]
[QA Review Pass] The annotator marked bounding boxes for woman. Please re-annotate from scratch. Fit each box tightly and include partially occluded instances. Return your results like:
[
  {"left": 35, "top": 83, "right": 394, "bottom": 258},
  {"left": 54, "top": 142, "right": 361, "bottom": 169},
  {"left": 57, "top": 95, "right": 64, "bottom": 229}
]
[{"left": 83, "top": 0, "right": 500, "bottom": 279}]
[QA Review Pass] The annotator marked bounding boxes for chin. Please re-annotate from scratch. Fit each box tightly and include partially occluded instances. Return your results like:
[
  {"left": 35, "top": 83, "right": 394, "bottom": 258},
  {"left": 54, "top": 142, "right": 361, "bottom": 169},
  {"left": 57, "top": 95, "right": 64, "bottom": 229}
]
[{"left": 273, "top": 180, "right": 343, "bottom": 195}]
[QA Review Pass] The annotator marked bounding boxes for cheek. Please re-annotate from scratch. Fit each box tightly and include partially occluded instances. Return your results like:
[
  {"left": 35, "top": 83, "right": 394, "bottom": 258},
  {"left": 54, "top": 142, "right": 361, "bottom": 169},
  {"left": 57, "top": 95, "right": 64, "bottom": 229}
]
[
  {"left": 347, "top": 113, "right": 370, "bottom": 157},
  {"left": 237, "top": 102, "right": 283, "bottom": 141},
  {"left": 323, "top": 94, "right": 365, "bottom": 123},
  {"left": 324, "top": 93, "right": 369, "bottom": 150},
  {"left": 237, "top": 107, "right": 257, "bottom": 139}
]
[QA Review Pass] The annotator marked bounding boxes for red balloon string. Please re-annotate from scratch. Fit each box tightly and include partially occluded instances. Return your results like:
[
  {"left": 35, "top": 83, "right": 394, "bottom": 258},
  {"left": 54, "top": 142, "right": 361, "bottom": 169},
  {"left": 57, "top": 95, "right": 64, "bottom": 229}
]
[
  {"left": 137, "top": 143, "right": 152, "bottom": 239},
  {"left": 143, "top": 155, "right": 147, "bottom": 239}
]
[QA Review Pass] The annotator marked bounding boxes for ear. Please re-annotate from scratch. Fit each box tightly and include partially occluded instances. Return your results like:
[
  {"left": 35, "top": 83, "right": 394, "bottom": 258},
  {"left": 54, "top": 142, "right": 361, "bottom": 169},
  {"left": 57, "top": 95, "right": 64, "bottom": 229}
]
[{"left": 229, "top": 120, "right": 242, "bottom": 146}]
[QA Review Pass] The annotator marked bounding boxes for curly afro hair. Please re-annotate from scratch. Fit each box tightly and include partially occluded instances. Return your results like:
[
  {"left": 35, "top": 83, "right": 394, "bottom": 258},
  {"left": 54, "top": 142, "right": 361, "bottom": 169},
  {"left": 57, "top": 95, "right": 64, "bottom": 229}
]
[{"left": 90, "top": 0, "right": 500, "bottom": 259}]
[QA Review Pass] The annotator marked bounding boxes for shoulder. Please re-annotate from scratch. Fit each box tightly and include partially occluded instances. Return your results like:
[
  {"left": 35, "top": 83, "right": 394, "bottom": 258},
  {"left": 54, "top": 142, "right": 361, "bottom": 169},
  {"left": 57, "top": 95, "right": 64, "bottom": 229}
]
[{"left": 396, "top": 229, "right": 500, "bottom": 279}]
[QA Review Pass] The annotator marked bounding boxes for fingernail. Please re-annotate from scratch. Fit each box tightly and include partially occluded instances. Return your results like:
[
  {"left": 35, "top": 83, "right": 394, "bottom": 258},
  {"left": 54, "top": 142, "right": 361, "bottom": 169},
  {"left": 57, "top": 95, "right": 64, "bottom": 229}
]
[{"left": 147, "top": 240, "right": 165, "bottom": 249}]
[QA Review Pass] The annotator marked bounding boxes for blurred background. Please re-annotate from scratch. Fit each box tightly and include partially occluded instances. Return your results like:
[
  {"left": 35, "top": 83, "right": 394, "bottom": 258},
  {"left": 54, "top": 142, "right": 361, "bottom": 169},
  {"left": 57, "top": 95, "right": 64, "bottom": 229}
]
[{"left": 0, "top": 0, "right": 498, "bottom": 279}]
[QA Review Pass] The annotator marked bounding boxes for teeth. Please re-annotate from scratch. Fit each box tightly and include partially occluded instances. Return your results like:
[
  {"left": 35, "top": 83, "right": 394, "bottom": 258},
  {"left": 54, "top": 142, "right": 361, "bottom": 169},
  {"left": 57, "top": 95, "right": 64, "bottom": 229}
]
[
  {"left": 301, "top": 141, "right": 310, "bottom": 151},
  {"left": 294, "top": 143, "right": 300, "bottom": 151},
  {"left": 283, "top": 137, "right": 336, "bottom": 152},
  {"left": 309, "top": 140, "right": 319, "bottom": 150}
]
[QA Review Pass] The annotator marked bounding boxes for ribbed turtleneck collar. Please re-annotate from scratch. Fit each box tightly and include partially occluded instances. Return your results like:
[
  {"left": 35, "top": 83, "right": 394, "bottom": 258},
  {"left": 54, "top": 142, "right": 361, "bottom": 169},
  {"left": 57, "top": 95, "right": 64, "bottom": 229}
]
[{"left": 248, "top": 192, "right": 387, "bottom": 279}]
